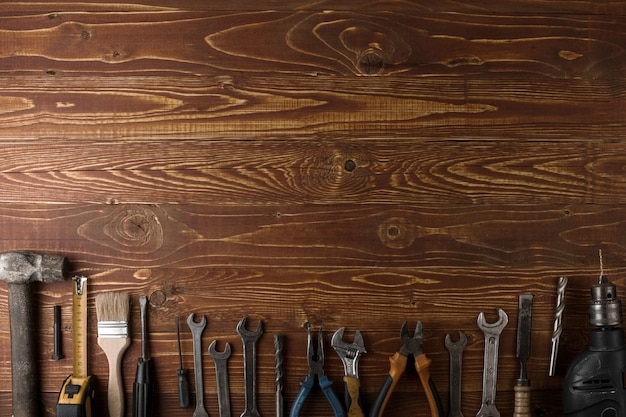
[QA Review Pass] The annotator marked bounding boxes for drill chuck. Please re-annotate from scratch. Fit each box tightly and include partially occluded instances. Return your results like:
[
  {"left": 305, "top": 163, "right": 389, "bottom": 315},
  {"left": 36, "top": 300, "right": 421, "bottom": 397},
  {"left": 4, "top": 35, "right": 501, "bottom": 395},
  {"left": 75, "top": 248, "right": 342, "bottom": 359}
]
[{"left": 589, "top": 275, "right": 622, "bottom": 328}]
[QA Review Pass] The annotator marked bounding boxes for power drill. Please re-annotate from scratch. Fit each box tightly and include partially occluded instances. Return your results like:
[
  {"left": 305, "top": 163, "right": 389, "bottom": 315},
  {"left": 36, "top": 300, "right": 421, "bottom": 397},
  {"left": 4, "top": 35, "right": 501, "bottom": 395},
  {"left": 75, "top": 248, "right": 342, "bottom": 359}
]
[{"left": 563, "top": 266, "right": 626, "bottom": 417}]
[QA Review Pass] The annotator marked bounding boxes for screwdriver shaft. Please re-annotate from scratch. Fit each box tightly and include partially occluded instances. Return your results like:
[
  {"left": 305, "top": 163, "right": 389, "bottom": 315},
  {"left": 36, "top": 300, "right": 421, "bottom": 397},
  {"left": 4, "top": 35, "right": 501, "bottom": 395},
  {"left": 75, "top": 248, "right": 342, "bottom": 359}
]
[{"left": 175, "top": 315, "right": 190, "bottom": 408}]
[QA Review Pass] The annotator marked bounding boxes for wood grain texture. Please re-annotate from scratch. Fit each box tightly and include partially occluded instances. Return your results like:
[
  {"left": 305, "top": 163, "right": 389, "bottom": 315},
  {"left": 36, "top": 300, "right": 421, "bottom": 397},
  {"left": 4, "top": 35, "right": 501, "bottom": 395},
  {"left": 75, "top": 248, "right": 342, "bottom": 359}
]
[
  {"left": 1, "top": 140, "right": 626, "bottom": 204},
  {"left": 0, "top": 1, "right": 623, "bottom": 416},
  {"left": 0, "top": 75, "right": 624, "bottom": 141},
  {"left": 0, "top": 8, "right": 624, "bottom": 78},
  {"left": 0, "top": 203, "right": 622, "bottom": 269}
]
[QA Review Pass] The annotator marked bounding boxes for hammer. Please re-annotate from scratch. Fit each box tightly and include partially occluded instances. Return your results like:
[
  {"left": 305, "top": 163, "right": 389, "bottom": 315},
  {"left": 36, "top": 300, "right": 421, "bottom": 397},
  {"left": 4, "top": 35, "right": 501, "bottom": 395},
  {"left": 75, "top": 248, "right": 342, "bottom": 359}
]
[{"left": 0, "top": 251, "right": 69, "bottom": 417}]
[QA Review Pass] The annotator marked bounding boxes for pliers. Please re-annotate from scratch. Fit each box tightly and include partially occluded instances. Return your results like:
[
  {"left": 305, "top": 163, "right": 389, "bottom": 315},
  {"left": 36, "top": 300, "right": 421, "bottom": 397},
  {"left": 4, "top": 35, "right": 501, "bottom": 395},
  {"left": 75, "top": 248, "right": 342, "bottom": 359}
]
[
  {"left": 289, "top": 323, "right": 346, "bottom": 417},
  {"left": 369, "top": 321, "right": 444, "bottom": 417},
  {"left": 331, "top": 327, "right": 367, "bottom": 417}
]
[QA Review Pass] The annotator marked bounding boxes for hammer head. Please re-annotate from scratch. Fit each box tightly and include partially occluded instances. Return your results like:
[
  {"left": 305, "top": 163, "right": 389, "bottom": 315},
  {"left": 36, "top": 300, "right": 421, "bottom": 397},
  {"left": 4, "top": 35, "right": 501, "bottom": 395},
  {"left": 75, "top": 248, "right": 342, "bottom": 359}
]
[{"left": 0, "top": 251, "right": 68, "bottom": 284}]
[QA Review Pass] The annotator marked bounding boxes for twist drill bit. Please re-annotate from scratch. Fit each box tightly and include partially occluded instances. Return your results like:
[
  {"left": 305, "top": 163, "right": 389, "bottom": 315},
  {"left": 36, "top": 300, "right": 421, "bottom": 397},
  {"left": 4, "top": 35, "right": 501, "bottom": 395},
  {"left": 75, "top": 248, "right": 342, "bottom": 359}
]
[
  {"left": 549, "top": 276, "right": 568, "bottom": 376},
  {"left": 275, "top": 334, "right": 284, "bottom": 417}
]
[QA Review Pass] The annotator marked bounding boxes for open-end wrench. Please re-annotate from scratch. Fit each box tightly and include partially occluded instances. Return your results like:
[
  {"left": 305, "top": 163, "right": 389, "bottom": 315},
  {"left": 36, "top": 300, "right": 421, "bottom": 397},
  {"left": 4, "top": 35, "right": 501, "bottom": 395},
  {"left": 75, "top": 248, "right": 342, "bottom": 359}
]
[
  {"left": 187, "top": 314, "right": 209, "bottom": 417},
  {"left": 237, "top": 317, "right": 263, "bottom": 417},
  {"left": 209, "top": 340, "right": 232, "bottom": 417},
  {"left": 476, "top": 309, "right": 508, "bottom": 417},
  {"left": 445, "top": 331, "right": 468, "bottom": 417}
]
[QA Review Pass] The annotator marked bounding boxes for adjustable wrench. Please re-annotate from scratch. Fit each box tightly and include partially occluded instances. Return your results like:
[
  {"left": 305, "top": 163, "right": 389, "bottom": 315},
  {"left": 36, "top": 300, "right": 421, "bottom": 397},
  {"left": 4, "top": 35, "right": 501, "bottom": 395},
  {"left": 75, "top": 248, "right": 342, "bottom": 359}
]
[
  {"left": 445, "top": 331, "right": 467, "bottom": 417},
  {"left": 476, "top": 309, "right": 508, "bottom": 417},
  {"left": 331, "top": 327, "right": 367, "bottom": 417},
  {"left": 209, "top": 340, "right": 232, "bottom": 417},
  {"left": 237, "top": 317, "right": 263, "bottom": 417},
  {"left": 187, "top": 314, "right": 209, "bottom": 417}
]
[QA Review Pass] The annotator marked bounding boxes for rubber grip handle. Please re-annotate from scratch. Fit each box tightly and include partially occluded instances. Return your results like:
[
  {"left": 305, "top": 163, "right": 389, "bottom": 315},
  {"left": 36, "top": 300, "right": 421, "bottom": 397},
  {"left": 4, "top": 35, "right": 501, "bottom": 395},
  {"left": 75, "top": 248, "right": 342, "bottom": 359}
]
[
  {"left": 415, "top": 353, "right": 443, "bottom": 417},
  {"left": 133, "top": 358, "right": 154, "bottom": 417},
  {"left": 319, "top": 375, "right": 346, "bottom": 417},
  {"left": 289, "top": 375, "right": 314, "bottom": 417},
  {"left": 513, "top": 385, "right": 531, "bottom": 417},
  {"left": 368, "top": 352, "right": 407, "bottom": 417},
  {"left": 177, "top": 369, "right": 190, "bottom": 408},
  {"left": 343, "top": 376, "right": 365, "bottom": 417}
]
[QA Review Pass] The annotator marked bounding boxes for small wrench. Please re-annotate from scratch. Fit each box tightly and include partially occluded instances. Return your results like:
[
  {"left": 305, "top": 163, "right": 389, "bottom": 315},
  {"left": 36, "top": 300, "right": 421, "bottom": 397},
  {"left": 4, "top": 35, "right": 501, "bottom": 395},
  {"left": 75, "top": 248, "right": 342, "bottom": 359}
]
[
  {"left": 476, "top": 309, "right": 508, "bottom": 417},
  {"left": 209, "top": 340, "right": 232, "bottom": 417},
  {"left": 445, "top": 331, "right": 467, "bottom": 417},
  {"left": 237, "top": 317, "right": 263, "bottom": 417},
  {"left": 188, "top": 314, "right": 209, "bottom": 417}
]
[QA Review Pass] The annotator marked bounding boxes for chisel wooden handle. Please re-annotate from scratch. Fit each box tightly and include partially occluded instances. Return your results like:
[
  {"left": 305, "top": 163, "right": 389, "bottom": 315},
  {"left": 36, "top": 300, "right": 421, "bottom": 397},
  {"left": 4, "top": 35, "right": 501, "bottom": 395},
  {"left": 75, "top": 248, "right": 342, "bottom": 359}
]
[{"left": 513, "top": 385, "right": 531, "bottom": 417}]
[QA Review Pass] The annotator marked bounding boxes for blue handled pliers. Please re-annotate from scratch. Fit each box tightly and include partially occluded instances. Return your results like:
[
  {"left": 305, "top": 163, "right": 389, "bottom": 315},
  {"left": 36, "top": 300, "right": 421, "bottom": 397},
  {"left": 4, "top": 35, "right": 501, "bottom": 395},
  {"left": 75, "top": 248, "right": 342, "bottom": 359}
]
[{"left": 289, "top": 323, "right": 346, "bottom": 417}]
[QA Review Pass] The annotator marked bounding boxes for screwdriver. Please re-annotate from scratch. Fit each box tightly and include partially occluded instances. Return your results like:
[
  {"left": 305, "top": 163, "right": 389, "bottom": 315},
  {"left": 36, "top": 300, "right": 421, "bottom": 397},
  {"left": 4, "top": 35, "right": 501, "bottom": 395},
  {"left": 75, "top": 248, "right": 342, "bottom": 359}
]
[
  {"left": 133, "top": 296, "right": 154, "bottom": 417},
  {"left": 175, "top": 315, "right": 190, "bottom": 408}
]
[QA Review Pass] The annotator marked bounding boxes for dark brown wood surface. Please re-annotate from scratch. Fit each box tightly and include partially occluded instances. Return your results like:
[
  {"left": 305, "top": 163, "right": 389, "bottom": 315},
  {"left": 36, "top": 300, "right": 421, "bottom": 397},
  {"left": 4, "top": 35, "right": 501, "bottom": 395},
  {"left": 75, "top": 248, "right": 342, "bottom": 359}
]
[{"left": 0, "top": 1, "right": 625, "bottom": 416}]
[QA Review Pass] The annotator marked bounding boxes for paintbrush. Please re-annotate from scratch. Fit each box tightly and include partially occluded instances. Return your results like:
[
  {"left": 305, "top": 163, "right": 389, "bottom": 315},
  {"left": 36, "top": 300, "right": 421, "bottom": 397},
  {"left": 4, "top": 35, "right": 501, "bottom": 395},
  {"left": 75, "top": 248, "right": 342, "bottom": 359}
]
[{"left": 96, "top": 291, "right": 131, "bottom": 417}]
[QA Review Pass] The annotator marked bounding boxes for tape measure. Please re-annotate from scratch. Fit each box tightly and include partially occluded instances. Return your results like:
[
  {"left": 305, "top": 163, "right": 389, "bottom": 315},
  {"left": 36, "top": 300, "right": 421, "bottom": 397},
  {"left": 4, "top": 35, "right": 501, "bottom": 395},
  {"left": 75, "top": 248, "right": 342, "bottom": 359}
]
[{"left": 57, "top": 276, "right": 95, "bottom": 417}]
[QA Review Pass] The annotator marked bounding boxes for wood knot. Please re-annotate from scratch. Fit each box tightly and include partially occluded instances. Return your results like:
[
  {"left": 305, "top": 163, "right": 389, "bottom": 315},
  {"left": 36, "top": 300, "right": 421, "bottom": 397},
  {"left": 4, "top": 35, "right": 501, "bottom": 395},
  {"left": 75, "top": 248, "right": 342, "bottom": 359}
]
[
  {"left": 357, "top": 48, "right": 384, "bottom": 76},
  {"left": 339, "top": 25, "right": 411, "bottom": 75},
  {"left": 378, "top": 217, "right": 415, "bottom": 249},
  {"left": 103, "top": 206, "right": 164, "bottom": 252}
]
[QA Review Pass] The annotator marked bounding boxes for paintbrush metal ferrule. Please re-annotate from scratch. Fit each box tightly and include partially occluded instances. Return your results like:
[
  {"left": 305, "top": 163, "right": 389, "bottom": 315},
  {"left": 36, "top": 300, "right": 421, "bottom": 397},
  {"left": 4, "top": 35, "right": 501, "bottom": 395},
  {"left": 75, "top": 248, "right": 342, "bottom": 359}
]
[{"left": 98, "top": 321, "right": 129, "bottom": 338}]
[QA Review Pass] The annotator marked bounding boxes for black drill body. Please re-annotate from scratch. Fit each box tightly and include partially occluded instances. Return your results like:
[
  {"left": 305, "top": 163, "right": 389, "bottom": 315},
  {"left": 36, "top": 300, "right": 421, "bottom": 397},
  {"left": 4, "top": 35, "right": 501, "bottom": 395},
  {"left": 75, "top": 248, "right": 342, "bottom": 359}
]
[{"left": 563, "top": 275, "right": 626, "bottom": 417}]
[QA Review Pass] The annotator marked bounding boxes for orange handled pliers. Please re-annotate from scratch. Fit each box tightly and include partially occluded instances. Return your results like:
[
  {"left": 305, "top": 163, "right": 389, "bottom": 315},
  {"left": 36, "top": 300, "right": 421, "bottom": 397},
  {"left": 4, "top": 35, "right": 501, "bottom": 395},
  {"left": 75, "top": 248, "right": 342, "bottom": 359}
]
[{"left": 369, "top": 321, "right": 444, "bottom": 417}]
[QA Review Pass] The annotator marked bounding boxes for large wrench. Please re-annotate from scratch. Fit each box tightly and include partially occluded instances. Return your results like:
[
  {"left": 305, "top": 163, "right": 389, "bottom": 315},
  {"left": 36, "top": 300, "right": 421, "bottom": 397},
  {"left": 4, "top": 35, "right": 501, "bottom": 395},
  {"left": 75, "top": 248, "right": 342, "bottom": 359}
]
[
  {"left": 209, "top": 340, "right": 232, "bottom": 417},
  {"left": 445, "top": 331, "right": 467, "bottom": 417},
  {"left": 188, "top": 314, "right": 209, "bottom": 417},
  {"left": 476, "top": 309, "right": 508, "bottom": 417},
  {"left": 237, "top": 317, "right": 264, "bottom": 417}
]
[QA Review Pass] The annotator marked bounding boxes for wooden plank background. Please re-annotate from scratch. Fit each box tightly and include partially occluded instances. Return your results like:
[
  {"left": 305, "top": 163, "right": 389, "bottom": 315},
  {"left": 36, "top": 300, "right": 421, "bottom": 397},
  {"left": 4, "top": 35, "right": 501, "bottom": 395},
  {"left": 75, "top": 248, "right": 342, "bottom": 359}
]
[{"left": 0, "top": 1, "right": 625, "bottom": 416}]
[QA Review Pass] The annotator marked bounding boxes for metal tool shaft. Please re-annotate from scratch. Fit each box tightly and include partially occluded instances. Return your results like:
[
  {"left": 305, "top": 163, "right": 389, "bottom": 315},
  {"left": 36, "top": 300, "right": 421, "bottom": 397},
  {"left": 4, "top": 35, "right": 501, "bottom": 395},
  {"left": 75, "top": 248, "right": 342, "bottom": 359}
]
[
  {"left": 275, "top": 334, "right": 284, "bottom": 417},
  {"left": 445, "top": 331, "right": 467, "bottom": 417},
  {"left": 176, "top": 316, "right": 190, "bottom": 408},
  {"left": 477, "top": 309, "right": 508, "bottom": 417},
  {"left": 209, "top": 340, "right": 232, "bottom": 417},
  {"left": 187, "top": 314, "right": 209, "bottom": 417},
  {"left": 549, "top": 276, "right": 567, "bottom": 377},
  {"left": 237, "top": 317, "right": 263, "bottom": 417}
]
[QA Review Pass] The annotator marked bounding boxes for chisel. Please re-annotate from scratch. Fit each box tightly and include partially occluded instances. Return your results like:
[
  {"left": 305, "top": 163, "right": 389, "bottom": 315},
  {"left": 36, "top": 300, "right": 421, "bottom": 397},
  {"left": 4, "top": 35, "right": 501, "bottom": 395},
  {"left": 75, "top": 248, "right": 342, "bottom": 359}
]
[
  {"left": 514, "top": 294, "right": 534, "bottom": 417},
  {"left": 133, "top": 296, "right": 154, "bottom": 417}
]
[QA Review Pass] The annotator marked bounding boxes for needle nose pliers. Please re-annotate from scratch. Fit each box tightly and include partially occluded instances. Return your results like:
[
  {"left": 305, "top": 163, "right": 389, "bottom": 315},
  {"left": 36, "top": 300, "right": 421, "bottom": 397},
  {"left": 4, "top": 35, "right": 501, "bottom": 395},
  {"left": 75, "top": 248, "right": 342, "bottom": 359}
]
[
  {"left": 289, "top": 323, "right": 346, "bottom": 417},
  {"left": 369, "top": 321, "right": 444, "bottom": 417}
]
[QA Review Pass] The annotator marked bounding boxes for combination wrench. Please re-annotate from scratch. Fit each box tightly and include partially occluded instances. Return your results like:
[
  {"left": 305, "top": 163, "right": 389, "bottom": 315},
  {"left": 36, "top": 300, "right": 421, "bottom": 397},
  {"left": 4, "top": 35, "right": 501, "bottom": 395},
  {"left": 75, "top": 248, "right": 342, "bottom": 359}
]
[
  {"left": 188, "top": 314, "right": 209, "bottom": 417},
  {"left": 445, "top": 331, "right": 467, "bottom": 417},
  {"left": 209, "top": 340, "right": 232, "bottom": 417},
  {"left": 476, "top": 308, "right": 508, "bottom": 417},
  {"left": 237, "top": 317, "right": 264, "bottom": 417}
]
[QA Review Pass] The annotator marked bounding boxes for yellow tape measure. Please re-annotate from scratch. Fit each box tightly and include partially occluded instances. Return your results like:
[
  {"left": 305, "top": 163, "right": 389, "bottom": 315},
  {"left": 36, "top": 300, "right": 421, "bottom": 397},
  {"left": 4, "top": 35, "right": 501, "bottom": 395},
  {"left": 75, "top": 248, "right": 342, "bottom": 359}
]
[
  {"left": 57, "top": 276, "right": 95, "bottom": 417},
  {"left": 72, "top": 276, "right": 88, "bottom": 377}
]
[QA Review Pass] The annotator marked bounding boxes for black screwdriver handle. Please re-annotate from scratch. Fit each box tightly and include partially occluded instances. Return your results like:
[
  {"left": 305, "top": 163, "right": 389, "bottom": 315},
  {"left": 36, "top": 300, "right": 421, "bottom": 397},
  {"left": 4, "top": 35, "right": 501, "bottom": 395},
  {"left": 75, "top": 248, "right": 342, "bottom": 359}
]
[
  {"left": 133, "top": 358, "right": 154, "bottom": 417},
  {"left": 177, "top": 368, "right": 190, "bottom": 408}
]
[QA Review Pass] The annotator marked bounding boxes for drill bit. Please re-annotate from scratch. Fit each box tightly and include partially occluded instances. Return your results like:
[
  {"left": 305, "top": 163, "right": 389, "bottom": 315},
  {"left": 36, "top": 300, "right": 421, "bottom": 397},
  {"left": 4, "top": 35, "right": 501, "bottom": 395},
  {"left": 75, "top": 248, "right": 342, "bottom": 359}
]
[
  {"left": 274, "top": 334, "right": 284, "bottom": 417},
  {"left": 549, "top": 276, "right": 568, "bottom": 376}
]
